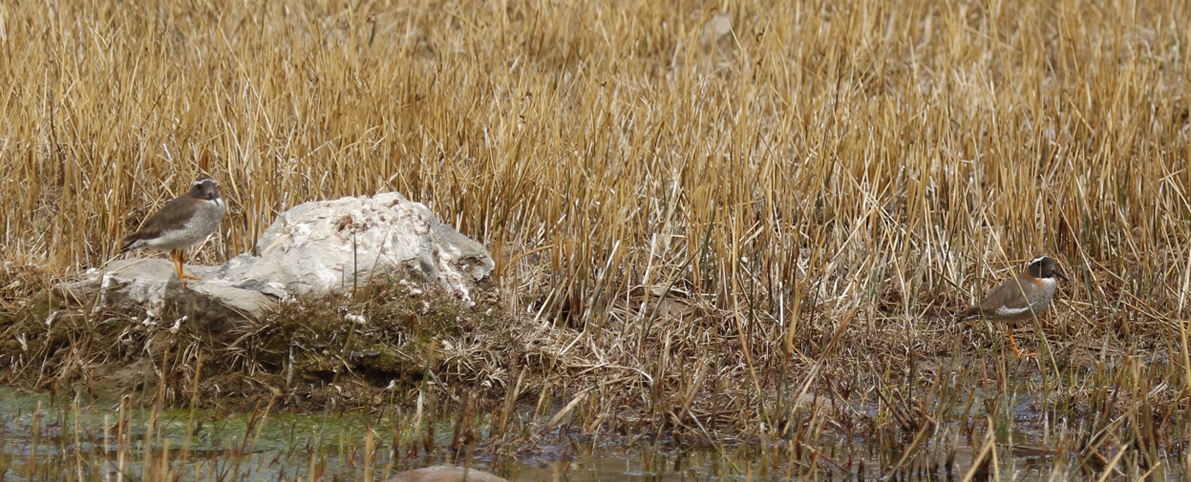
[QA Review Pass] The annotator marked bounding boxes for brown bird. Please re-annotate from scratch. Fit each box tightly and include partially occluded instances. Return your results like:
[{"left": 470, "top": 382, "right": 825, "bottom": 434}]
[
  {"left": 956, "top": 255, "right": 1068, "bottom": 358},
  {"left": 120, "top": 178, "right": 226, "bottom": 289}
]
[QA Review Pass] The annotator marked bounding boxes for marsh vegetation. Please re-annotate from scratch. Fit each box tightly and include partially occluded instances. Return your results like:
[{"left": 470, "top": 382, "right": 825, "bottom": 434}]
[{"left": 2, "top": 0, "right": 1191, "bottom": 479}]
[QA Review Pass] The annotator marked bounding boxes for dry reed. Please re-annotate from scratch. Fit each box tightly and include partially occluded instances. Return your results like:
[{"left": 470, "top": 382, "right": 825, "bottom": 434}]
[{"left": 2, "top": 0, "right": 1191, "bottom": 478}]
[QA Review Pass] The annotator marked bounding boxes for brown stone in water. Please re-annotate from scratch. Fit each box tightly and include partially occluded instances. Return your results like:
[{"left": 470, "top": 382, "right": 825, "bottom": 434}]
[{"left": 384, "top": 466, "right": 508, "bottom": 482}]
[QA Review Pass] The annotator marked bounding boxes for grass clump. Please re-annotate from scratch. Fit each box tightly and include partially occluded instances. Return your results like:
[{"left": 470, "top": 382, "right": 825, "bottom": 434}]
[
  {"left": 2, "top": 278, "right": 520, "bottom": 414},
  {"left": 208, "top": 280, "right": 518, "bottom": 408}
]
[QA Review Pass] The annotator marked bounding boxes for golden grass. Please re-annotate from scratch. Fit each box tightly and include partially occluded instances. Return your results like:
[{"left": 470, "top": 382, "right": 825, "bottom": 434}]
[
  {"left": 3, "top": 0, "right": 1191, "bottom": 477},
  {"left": 3, "top": 0, "right": 1189, "bottom": 314}
]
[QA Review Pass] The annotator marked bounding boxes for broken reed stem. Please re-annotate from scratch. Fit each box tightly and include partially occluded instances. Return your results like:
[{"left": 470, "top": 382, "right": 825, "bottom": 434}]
[{"left": 182, "top": 352, "right": 203, "bottom": 470}]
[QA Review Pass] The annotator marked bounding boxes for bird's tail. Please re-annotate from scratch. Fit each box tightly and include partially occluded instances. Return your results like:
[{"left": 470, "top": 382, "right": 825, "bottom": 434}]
[
  {"left": 954, "top": 306, "right": 979, "bottom": 320},
  {"left": 118, "top": 234, "right": 140, "bottom": 254}
]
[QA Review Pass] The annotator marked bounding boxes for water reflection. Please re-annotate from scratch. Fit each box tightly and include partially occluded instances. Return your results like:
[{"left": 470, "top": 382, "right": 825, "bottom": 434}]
[{"left": 0, "top": 388, "right": 1175, "bottom": 481}]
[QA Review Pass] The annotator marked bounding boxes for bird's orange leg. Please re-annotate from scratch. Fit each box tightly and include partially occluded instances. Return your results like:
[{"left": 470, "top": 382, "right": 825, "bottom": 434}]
[
  {"left": 175, "top": 250, "right": 201, "bottom": 288},
  {"left": 170, "top": 250, "right": 186, "bottom": 289},
  {"left": 1006, "top": 328, "right": 1038, "bottom": 359}
]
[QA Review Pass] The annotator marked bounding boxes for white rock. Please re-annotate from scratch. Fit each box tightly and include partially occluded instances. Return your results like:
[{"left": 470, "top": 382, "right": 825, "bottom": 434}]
[{"left": 54, "top": 193, "right": 494, "bottom": 327}]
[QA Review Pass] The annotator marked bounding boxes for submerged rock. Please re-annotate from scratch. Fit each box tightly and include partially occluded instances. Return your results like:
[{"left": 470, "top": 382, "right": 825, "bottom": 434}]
[
  {"left": 384, "top": 466, "right": 508, "bottom": 482},
  {"left": 54, "top": 193, "right": 494, "bottom": 326}
]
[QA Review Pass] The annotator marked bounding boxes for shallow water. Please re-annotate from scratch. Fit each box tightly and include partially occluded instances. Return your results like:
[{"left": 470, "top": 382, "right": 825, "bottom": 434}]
[
  {"left": 0, "top": 387, "right": 433, "bottom": 481},
  {"left": 0, "top": 387, "right": 1173, "bottom": 481}
]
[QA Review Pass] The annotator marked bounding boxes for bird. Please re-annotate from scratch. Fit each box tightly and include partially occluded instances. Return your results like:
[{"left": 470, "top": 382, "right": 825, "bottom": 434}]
[
  {"left": 120, "top": 177, "right": 226, "bottom": 289},
  {"left": 955, "top": 255, "right": 1068, "bottom": 358}
]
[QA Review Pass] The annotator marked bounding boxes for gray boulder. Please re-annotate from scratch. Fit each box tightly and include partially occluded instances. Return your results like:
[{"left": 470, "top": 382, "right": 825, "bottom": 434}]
[
  {"left": 384, "top": 466, "right": 508, "bottom": 482},
  {"left": 54, "top": 193, "right": 494, "bottom": 326}
]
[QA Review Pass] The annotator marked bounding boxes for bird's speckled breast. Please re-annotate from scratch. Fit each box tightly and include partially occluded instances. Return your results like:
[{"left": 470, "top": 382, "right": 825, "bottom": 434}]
[{"left": 1027, "top": 277, "right": 1057, "bottom": 314}]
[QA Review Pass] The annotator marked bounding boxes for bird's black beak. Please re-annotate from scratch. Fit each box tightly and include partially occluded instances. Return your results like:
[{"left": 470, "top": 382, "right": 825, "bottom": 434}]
[{"left": 1055, "top": 270, "right": 1069, "bottom": 282}]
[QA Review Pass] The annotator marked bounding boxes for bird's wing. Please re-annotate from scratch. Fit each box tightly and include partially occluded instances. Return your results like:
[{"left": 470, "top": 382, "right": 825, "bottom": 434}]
[
  {"left": 120, "top": 195, "right": 199, "bottom": 250},
  {"left": 977, "top": 274, "right": 1035, "bottom": 317}
]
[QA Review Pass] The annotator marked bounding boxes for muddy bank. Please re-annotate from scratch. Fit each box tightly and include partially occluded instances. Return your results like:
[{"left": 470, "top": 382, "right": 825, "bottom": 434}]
[{"left": 3, "top": 278, "right": 522, "bottom": 414}]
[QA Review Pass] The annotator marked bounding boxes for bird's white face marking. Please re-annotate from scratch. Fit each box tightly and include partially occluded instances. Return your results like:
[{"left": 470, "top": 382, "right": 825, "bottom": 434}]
[{"left": 1029, "top": 256, "right": 1047, "bottom": 265}]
